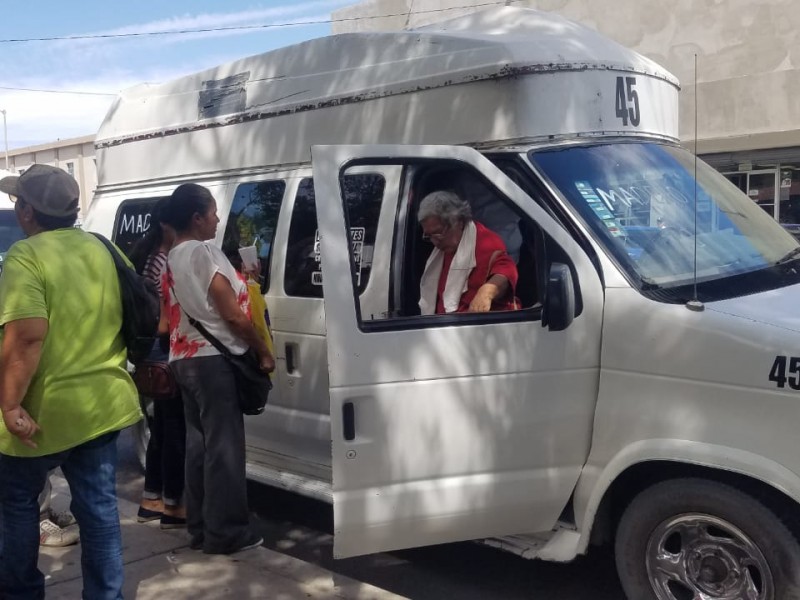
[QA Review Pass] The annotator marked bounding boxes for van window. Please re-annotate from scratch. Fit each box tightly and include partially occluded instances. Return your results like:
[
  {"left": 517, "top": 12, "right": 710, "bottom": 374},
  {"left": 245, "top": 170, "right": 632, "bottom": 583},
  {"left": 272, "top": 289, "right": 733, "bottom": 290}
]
[
  {"left": 333, "top": 161, "right": 579, "bottom": 328},
  {"left": 221, "top": 180, "right": 286, "bottom": 291},
  {"left": 284, "top": 174, "right": 385, "bottom": 298},
  {"left": 112, "top": 197, "right": 165, "bottom": 255},
  {"left": 0, "top": 210, "right": 26, "bottom": 274},
  {"left": 0, "top": 211, "right": 25, "bottom": 254}
]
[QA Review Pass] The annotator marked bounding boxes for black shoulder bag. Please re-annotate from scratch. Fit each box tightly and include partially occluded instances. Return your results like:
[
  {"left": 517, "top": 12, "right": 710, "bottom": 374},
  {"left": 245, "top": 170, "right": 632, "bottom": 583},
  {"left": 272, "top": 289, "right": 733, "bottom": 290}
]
[
  {"left": 91, "top": 233, "right": 160, "bottom": 364},
  {"left": 170, "top": 285, "right": 271, "bottom": 416}
]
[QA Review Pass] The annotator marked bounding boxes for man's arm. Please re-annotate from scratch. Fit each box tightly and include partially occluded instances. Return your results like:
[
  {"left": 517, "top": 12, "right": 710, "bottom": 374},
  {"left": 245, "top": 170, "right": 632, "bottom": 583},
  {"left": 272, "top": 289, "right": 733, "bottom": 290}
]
[
  {"left": 468, "top": 274, "right": 511, "bottom": 312},
  {"left": 0, "top": 317, "right": 48, "bottom": 448},
  {"left": 158, "top": 294, "right": 170, "bottom": 336}
]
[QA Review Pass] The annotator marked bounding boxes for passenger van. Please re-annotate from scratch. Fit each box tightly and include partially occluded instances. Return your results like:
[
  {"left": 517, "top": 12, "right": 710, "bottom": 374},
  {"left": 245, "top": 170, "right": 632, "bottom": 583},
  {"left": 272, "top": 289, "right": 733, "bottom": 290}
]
[{"left": 84, "top": 7, "right": 800, "bottom": 599}]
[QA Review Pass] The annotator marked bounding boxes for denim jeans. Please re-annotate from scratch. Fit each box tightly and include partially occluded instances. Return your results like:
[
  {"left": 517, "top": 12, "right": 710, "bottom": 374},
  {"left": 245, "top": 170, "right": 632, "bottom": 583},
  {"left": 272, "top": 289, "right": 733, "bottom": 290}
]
[{"left": 0, "top": 431, "right": 124, "bottom": 600}]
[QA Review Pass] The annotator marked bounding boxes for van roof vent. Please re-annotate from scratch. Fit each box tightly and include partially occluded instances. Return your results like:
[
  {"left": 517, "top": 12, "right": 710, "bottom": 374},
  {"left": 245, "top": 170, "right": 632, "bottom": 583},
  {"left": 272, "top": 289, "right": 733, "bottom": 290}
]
[{"left": 198, "top": 72, "right": 250, "bottom": 120}]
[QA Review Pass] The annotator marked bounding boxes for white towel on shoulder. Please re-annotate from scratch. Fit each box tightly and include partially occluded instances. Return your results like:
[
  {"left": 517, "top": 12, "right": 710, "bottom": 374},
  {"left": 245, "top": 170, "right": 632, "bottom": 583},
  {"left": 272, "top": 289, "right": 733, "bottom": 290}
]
[{"left": 419, "top": 221, "right": 477, "bottom": 315}]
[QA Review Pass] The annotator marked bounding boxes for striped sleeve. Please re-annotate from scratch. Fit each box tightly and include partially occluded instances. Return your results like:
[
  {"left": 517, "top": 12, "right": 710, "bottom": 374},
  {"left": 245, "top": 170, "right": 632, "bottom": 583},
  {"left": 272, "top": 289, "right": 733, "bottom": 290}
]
[{"left": 143, "top": 252, "right": 168, "bottom": 297}]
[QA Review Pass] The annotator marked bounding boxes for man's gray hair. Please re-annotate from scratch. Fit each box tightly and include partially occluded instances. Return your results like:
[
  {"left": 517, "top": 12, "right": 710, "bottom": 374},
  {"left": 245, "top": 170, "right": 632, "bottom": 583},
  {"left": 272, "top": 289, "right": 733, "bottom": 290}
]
[{"left": 417, "top": 190, "right": 472, "bottom": 227}]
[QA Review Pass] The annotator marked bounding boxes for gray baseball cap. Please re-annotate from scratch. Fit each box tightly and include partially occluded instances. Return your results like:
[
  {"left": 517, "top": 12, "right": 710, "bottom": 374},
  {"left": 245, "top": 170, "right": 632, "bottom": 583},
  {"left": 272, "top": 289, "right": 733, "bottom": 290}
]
[{"left": 0, "top": 164, "right": 80, "bottom": 217}]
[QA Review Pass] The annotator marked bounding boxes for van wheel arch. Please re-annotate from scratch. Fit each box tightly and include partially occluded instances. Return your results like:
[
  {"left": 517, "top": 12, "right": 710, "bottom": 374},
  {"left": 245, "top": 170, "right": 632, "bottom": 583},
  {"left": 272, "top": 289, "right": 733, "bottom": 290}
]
[{"left": 589, "top": 461, "right": 800, "bottom": 549}]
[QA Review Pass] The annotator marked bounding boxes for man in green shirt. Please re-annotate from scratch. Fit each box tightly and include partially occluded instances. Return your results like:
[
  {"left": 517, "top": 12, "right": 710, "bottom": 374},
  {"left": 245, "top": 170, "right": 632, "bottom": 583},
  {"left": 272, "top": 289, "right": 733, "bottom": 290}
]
[{"left": 0, "top": 164, "right": 141, "bottom": 599}]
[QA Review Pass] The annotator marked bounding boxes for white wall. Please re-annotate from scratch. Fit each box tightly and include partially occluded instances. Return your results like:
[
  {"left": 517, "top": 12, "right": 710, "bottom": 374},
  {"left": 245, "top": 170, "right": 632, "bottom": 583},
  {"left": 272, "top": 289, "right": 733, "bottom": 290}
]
[{"left": 5, "top": 135, "right": 96, "bottom": 217}]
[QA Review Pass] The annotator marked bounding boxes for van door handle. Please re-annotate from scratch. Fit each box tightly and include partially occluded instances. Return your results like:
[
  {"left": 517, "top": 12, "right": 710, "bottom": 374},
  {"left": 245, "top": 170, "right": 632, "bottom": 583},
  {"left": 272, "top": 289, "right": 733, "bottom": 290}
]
[
  {"left": 285, "top": 343, "right": 296, "bottom": 374},
  {"left": 342, "top": 402, "right": 355, "bottom": 441}
]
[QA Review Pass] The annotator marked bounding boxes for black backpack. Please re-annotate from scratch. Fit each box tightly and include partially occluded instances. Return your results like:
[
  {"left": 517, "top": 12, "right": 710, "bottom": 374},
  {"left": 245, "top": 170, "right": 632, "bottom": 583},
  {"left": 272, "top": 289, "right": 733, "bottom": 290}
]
[{"left": 91, "top": 233, "right": 160, "bottom": 364}]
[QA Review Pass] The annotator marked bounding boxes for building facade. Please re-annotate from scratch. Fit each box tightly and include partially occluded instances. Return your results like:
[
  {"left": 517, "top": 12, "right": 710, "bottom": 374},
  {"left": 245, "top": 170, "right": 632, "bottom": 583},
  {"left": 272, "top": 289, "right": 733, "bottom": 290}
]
[
  {"left": 333, "top": 0, "right": 800, "bottom": 228},
  {"left": 3, "top": 135, "right": 97, "bottom": 218}
]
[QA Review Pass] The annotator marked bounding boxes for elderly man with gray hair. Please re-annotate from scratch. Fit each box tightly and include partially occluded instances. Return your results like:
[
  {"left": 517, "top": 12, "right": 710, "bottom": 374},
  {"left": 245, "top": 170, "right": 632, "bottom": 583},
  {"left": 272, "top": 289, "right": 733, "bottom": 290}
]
[{"left": 418, "top": 190, "right": 518, "bottom": 315}]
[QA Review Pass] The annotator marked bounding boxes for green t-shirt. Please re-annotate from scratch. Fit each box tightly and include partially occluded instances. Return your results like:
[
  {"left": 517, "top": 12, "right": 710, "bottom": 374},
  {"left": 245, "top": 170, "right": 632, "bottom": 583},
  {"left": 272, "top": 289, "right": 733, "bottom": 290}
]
[{"left": 0, "top": 228, "right": 141, "bottom": 457}]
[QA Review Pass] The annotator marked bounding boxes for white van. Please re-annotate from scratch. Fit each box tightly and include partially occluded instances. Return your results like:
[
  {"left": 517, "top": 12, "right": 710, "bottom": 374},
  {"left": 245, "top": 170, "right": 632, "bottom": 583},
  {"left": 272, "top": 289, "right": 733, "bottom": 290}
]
[{"left": 84, "top": 7, "right": 800, "bottom": 599}]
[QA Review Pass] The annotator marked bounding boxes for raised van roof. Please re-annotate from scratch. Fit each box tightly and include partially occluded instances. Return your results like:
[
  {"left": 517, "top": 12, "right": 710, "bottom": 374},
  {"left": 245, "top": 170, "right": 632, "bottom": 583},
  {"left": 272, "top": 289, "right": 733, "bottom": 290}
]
[{"left": 95, "top": 6, "right": 680, "bottom": 187}]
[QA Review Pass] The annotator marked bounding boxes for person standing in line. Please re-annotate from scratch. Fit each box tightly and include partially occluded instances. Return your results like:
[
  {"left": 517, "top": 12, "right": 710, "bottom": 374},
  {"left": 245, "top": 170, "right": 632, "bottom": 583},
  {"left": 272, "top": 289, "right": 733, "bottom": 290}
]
[
  {"left": 161, "top": 183, "right": 274, "bottom": 554},
  {"left": 128, "top": 198, "right": 186, "bottom": 529},
  {"left": 0, "top": 164, "right": 141, "bottom": 599}
]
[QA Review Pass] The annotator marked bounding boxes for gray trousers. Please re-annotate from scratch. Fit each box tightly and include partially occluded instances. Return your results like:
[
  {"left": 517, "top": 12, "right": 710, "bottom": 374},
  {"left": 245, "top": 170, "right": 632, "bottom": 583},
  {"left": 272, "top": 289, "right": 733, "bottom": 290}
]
[{"left": 171, "top": 355, "right": 250, "bottom": 551}]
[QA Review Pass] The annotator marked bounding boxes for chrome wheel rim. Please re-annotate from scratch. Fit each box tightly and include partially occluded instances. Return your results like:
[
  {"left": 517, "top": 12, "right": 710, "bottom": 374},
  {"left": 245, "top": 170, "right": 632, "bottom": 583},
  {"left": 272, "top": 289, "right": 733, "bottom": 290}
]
[{"left": 645, "top": 513, "right": 774, "bottom": 600}]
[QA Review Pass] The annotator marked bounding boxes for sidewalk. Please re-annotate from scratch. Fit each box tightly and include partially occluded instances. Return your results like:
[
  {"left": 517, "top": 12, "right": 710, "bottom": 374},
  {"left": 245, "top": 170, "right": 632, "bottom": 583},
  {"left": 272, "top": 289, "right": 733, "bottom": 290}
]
[{"left": 42, "top": 475, "right": 407, "bottom": 600}]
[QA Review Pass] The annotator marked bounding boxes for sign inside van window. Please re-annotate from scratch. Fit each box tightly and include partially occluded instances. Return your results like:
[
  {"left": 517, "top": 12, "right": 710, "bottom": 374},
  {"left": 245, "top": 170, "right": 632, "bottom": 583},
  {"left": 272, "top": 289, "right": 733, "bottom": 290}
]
[
  {"left": 113, "top": 197, "right": 164, "bottom": 255},
  {"left": 575, "top": 181, "right": 623, "bottom": 237},
  {"left": 284, "top": 174, "right": 384, "bottom": 299},
  {"left": 312, "top": 227, "right": 369, "bottom": 287}
]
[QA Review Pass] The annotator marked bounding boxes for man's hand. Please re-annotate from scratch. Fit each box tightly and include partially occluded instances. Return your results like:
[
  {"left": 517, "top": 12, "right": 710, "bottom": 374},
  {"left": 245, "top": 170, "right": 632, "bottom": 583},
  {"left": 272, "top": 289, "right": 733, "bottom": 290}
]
[
  {"left": 2, "top": 406, "right": 40, "bottom": 448},
  {"left": 468, "top": 288, "right": 494, "bottom": 312},
  {"left": 468, "top": 274, "right": 511, "bottom": 313}
]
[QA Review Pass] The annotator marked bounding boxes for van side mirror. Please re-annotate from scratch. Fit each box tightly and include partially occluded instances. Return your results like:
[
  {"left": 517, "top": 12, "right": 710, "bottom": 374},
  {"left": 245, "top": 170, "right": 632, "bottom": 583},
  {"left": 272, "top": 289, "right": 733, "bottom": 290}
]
[{"left": 543, "top": 263, "right": 575, "bottom": 331}]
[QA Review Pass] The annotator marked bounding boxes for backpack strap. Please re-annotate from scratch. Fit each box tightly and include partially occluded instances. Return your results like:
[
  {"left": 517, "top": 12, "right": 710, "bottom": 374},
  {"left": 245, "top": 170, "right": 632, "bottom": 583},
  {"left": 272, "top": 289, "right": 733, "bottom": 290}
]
[{"left": 90, "top": 232, "right": 128, "bottom": 270}]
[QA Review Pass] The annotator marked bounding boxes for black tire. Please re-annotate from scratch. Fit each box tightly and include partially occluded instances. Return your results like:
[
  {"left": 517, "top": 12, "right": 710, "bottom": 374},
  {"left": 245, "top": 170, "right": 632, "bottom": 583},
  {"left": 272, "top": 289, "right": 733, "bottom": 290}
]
[{"left": 615, "top": 478, "right": 800, "bottom": 600}]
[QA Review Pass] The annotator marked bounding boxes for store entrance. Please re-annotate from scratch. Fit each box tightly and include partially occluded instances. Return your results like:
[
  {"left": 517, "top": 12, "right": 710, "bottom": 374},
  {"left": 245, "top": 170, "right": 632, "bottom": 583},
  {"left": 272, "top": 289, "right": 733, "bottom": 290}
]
[
  {"left": 724, "top": 169, "right": 778, "bottom": 219},
  {"left": 723, "top": 167, "right": 800, "bottom": 240}
]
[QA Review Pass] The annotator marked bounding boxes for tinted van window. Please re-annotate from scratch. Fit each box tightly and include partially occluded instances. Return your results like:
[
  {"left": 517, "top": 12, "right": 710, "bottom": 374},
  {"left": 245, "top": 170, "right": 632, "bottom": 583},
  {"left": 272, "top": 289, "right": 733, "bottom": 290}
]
[
  {"left": 0, "top": 210, "right": 25, "bottom": 275},
  {"left": 113, "top": 198, "right": 164, "bottom": 255},
  {"left": 284, "top": 174, "right": 385, "bottom": 298},
  {"left": 222, "top": 180, "right": 286, "bottom": 290},
  {"left": 0, "top": 210, "right": 25, "bottom": 253}
]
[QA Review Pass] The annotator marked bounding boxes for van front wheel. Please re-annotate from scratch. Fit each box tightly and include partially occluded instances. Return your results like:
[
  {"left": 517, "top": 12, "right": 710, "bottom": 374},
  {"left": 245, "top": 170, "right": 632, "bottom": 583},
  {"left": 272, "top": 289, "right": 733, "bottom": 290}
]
[{"left": 614, "top": 478, "right": 800, "bottom": 600}]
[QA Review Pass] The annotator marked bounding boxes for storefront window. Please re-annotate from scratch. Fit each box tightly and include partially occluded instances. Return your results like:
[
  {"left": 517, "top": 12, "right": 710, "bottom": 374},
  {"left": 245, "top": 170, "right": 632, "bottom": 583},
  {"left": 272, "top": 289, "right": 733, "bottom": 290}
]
[
  {"left": 725, "top": 173, "right": 747, "bottom": 194},
  {"left": 779, "top": 168, "right": 800, "bottom": 223},
  {"left": 748, "top": 172, "right": 776, "bottom": 218},
  {"left": 722, "top": 163, "right": 800, "bottom": 240}
]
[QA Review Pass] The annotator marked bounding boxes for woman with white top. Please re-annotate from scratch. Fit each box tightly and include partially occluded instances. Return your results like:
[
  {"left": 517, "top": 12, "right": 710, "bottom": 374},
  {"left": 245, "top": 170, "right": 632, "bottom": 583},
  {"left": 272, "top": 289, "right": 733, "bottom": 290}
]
[{"left": 161, "top": 183, "right": 274, "bottom": 555}]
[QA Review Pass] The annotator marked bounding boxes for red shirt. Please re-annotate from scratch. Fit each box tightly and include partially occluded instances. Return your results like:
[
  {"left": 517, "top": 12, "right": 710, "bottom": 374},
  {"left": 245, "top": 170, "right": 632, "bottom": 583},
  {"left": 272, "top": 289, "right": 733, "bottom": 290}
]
[{"left": 435, "top": 221, "right": 518, "bottom": 314}]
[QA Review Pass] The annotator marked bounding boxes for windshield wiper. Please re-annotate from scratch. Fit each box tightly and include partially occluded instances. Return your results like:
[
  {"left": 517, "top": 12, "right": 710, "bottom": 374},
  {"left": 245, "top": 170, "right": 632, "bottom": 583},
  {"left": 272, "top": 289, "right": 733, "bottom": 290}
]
[{"left": 774, "top": 246, "right": 800, "bottom": 266}]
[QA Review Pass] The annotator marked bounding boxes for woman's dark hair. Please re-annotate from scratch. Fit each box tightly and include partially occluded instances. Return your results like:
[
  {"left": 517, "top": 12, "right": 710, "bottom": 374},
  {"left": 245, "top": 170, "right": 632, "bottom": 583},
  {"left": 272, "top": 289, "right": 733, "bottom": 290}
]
[
  {"left": 128, "top": 197, "right": 171, "bottom": 274},
  {"left": 161, "top": 183, "right": 214, "bottom": 233}
]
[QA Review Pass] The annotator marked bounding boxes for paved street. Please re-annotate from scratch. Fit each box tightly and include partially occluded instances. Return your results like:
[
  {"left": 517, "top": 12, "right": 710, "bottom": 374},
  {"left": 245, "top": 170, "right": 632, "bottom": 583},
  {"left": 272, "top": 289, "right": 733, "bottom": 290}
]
[{"left": 97, "top": 428, "right": 625, "bottom": 599}]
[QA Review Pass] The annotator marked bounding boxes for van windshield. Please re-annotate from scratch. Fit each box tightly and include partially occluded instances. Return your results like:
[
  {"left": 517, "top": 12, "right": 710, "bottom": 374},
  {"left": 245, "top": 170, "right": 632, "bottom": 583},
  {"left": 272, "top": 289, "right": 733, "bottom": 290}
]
[{"left": 529, "top": 142, "right": 800, "bottom": 291}]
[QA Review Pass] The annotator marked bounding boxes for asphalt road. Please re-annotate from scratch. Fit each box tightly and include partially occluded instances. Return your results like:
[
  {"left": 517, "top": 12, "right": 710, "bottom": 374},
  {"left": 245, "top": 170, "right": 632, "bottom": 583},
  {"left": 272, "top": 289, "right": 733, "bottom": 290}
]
[{"left": 116, "top": 428, "right": 625, "bottom": 600}]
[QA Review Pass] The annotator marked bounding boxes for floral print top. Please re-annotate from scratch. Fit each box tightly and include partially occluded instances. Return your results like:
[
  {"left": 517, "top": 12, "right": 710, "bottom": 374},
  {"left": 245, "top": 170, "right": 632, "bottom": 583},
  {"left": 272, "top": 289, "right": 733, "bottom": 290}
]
[{"left": 163, "top": 241, "right": 251, "bottom": 362}]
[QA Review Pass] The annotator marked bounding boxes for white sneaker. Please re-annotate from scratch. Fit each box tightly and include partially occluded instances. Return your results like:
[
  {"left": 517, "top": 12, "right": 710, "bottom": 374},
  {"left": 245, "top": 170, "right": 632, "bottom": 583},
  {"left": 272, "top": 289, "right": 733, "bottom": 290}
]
[
  {"left": 40, "top": 518, "right": 80, "bottom": 547},
  {"left": 48, "top": 509, "right": 77, "bottom": 529}
]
